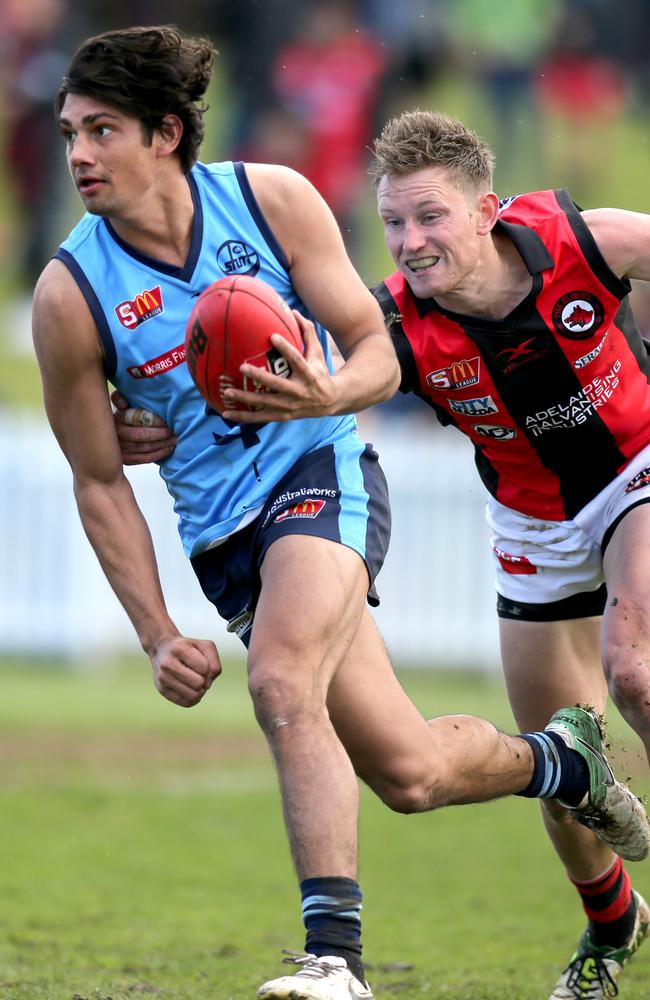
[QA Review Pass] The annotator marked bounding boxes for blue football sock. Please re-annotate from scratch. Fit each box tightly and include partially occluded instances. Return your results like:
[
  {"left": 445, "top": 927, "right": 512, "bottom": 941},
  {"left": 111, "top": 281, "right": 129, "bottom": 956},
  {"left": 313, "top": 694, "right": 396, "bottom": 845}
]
[
  {"left": 517, "top": 730, "right": 590, "bottom": 805},
  {"left": 300, "top": 876, "right": 364, "bottom": 984}
]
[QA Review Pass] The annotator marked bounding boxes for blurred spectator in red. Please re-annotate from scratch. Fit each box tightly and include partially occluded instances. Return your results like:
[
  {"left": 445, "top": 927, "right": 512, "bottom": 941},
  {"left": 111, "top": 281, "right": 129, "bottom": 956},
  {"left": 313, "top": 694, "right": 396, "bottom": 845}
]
[
  {"left": 236, "top": 103, "right": 311, "bottom": 175},
  {"left": 446, "top": 0, "right": 560, "bottom": 189},
  {"left": 271, "top": 0, "right": 386, "bottom": 254},
  {"left": 536, "top": 2, "right": 628, "bottom": 195},
  {"left": 539, "top": 0, "right": 650, "bottom": 110},
  {"left": 360, "top": 0, "right": 450, "bottom": 118},
  {"left": 206, "top": 0, "right": 303, "bottom": 161},
  {"left": 595, "top": 0, "right": 650, "bottom": 108},
  {"left": 0, "top": 0, "right": 71, "bottom": 289},
  {"left": 537, "top": 5, "right": 627, "bottom": 120}
]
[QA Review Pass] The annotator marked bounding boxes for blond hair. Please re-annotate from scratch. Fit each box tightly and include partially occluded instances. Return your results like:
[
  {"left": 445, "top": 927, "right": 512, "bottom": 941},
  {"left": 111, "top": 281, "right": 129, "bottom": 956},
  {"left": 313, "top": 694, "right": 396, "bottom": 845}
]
[{"left": 370, "top": 109, "right": 495, "bottom": 193}]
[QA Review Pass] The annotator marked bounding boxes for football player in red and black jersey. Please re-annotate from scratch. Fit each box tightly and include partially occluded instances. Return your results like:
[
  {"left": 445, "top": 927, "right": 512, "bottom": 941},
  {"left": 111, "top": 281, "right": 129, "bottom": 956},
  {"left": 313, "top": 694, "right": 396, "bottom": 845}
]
[{"left": 371, "top": 109, "right": 650, "bottom": 1000}]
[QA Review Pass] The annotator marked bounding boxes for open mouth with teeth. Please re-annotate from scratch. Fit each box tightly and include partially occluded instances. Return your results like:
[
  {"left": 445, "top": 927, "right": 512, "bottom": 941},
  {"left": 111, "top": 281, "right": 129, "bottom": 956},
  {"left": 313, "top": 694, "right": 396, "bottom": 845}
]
[{"left": 406, "top": 256, "right": 440, "bottom": 272}]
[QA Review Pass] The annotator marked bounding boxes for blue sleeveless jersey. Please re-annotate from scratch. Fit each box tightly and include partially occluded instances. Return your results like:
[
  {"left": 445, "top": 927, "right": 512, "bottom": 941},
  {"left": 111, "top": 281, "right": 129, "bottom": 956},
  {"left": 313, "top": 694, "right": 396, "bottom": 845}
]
[{"left": 56, "top": 161, "right": 359, "bottom": 556}]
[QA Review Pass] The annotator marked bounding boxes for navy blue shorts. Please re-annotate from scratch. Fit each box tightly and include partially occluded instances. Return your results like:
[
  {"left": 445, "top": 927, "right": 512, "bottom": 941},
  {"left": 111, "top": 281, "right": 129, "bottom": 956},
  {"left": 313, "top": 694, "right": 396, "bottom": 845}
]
[{"left": 191, "top": 439, "right": 391, "bottom": 645}]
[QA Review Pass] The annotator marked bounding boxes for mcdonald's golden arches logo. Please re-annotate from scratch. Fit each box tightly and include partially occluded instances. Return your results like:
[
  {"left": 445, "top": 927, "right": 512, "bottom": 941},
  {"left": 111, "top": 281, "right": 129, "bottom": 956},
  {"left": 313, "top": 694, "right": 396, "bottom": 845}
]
[
  {"left": 426, "top": 356, "right": 480, "bottom": 391},
  {"left": 115, "top": 285, "right": 164, "bottom": 329}
]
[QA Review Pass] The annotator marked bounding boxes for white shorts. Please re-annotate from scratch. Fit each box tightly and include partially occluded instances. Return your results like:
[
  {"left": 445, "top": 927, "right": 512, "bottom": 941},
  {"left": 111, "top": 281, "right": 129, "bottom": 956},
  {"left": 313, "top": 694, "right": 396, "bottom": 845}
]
[{"left": 487, "top": 441, "right": 650, "bottom": 621}]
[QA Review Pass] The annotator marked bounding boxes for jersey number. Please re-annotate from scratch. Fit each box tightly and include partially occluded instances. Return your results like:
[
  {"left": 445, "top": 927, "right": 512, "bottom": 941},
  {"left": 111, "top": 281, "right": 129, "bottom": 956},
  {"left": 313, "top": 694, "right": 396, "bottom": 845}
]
[{"left": 207, "top": 405, "right": 262, "bottom": 449}]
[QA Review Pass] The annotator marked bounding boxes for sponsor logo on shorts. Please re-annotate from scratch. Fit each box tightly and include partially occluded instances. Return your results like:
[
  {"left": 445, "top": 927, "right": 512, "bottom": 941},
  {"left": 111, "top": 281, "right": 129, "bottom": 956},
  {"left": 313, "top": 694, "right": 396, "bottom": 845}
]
[
  {"left": 493, "top": 545, "right": 537, "bottom": 575},
  {"left": 426, "top": 357, "right": 480, "bottom": 390},
  {"left": 217, "top": 239, "right": 260, "bottom": 276},
  {"left": 274, "top": 498, "right": 326, "bottom": 523},
  {"left": 115, "top": 285, "right": 164, "bottom": 329},
  {"left": 524, "top": 360, "right": 621, "bottom": 436},
  {"left": 263, "top": 487, "right": 337, "bottom": 527},
  {"left": 574, "top": 332, "right": 608, "bottom": 369},
  {"left": 472, "top": 424, "right": 516, "bottom": 440},
  {"left": 552, "top": 292, "right": 604, "bottom": 340},
  {"left": 449, "top": 395, "right": 498, "bottom": 417},
  {"left": 226, "top": 609, "right": 254, "bottom": 638},
  {"left": 128, "top": 343, "right": 186, "bottom": 379},
  {"left": 624, "top": 466, "right": 650, "bottom": 494}
]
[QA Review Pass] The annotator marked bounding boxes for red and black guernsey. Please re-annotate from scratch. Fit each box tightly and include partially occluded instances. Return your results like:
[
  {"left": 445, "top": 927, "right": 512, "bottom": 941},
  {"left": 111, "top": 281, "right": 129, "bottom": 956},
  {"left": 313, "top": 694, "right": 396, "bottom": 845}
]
[{"left": 373, "top": 189, "right": 650, "bottom": 521}]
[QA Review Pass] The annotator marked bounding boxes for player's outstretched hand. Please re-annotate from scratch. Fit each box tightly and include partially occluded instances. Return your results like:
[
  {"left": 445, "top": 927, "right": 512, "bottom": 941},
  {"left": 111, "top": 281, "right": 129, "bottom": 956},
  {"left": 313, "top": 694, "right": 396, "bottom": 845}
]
[
  {"left": 112, "top": 389, "right": 177, "bottom": 465},
  {"left": 221, "top": 311, "right": 338, "bottom": 423},
  {"left": 150, "top": 633, "right": 222, "bottom": 707}
]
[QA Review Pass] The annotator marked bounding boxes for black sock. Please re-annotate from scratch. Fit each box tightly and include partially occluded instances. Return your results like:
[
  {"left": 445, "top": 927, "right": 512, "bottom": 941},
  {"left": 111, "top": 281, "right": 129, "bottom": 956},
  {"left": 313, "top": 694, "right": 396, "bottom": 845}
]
[
  {"left": 301, "top": 876, "right": 365, "bottom": 985},
  {"left": 516, "top": 731, "right": 590, "bottom": 805}
]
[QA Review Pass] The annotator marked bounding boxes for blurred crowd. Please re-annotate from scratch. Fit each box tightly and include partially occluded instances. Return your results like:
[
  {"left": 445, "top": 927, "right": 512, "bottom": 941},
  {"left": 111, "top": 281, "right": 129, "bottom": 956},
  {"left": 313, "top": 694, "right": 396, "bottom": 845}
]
[{"left": 1, "top": 0, "right": 649, "bottom": 337}]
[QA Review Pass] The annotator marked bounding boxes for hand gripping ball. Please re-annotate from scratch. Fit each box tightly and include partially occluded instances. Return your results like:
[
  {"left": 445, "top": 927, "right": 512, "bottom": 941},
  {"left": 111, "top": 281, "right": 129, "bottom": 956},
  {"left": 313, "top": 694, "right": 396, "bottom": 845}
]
[{"left": 184, "top": 274, "right": 302, "bottom": 414}]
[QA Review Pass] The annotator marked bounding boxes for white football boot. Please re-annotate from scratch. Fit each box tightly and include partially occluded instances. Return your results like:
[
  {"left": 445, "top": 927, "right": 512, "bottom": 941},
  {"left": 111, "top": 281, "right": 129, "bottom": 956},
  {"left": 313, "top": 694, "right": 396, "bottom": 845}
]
[{"left": 257, "top": 954, "right": 373, "bottom": 1000}]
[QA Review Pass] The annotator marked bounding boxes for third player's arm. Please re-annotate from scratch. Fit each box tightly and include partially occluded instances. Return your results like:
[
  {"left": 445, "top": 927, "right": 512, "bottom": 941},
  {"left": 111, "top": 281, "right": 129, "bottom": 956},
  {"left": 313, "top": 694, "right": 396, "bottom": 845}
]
[{"left": 32, "top": 260, "right": 220, "bottom": 705}]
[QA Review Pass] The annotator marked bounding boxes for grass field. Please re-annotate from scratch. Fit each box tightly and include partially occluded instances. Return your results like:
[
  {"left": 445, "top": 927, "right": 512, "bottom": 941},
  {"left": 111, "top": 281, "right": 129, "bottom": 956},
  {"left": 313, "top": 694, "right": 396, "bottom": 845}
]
[{"left": 0, "top": 657, "right": 649, "bottom": 1000}]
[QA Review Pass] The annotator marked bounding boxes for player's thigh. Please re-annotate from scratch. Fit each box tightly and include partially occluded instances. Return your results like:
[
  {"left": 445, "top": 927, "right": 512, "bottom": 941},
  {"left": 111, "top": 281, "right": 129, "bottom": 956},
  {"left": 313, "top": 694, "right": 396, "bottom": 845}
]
[
  {"left": 326, "top": 609, "right": 436, "bottom": 787},
  {"left": 250, "top": 533, "right": 369, "bottom": 691},
  {"left": 499, "top": 616, "right": 606, "bottom": 731}
]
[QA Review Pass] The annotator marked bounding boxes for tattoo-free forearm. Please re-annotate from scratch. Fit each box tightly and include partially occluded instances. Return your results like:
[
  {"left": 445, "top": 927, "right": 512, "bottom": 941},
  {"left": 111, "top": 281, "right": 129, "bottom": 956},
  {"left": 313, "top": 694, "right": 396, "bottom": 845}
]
[
  {"left": 73, "top": 474, "right": 178, "bottom": 653},
  {"left": 331, "top": 334, "right": 400, "bottom": 414}
]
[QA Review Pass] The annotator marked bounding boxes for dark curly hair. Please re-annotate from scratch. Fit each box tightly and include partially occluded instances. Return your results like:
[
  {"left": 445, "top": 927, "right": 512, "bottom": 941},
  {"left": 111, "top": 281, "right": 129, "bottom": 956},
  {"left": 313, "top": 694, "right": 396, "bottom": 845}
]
[{"left": 54, "top": 25, "right": 215, "bottom": 172}]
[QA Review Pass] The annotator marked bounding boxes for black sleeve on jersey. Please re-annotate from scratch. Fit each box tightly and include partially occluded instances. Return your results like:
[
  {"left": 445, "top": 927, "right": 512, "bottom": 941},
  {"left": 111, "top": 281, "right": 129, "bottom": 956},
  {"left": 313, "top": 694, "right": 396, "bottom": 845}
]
[
  {"left": 370, "top": 281, "right": 458, "bottom": 428},
  {"left": 555, "top": 189, "right": 631, "bottom": 300},
  {"left": 370, "top": 281, "right": 418, "bottom": 394},
  {"left": 614, "top": 299, "right": 650, "bottom": 382},
  {"left": 556, "top": 190, "right": 649, "bottom": 382}
]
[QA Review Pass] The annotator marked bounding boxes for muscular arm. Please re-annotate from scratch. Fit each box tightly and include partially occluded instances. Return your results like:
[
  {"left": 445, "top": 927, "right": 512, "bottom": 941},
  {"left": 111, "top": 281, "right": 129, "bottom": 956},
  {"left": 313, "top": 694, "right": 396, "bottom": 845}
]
[
  {"left": 32, "top": 261, "right": 220, "bottom": 705},
  {"left": 583, "top": 208, "right": 650, "bottom": 282},
  {"left": 236, "top": 163, "right": 400, "bottom": 417}
]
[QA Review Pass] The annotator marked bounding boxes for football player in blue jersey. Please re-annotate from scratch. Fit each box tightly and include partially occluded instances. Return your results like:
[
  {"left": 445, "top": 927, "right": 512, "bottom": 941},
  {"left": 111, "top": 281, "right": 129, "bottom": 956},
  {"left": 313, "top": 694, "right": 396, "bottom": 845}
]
[{"left": 35, "top": 27, "right": 649, "bottom": 1000}]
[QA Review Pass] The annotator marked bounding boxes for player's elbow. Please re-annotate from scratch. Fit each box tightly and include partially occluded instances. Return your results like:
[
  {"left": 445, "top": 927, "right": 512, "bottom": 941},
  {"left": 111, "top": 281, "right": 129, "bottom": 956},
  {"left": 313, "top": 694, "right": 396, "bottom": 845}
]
[
  {"left": 374, "top": 344, "right": 401, "bottom": 403},
  {"left": 385, "top": 361, "right": 402, "bottom": 400},
  {"left": 362, "top": 352, "right": 401, "bottom": 408}
]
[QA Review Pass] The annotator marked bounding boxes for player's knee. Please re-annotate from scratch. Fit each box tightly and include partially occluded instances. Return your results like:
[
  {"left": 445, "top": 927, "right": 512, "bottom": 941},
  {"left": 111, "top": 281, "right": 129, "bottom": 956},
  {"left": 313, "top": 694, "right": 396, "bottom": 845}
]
[
  {"left": 247, "top": 661, "right": 318, "bottom": 736},
  {"left": 605, "top": 660, "right": 649, "bottom": 712},
  {"left": 602, "top": 623, "right": 650, "bottom": 709}
]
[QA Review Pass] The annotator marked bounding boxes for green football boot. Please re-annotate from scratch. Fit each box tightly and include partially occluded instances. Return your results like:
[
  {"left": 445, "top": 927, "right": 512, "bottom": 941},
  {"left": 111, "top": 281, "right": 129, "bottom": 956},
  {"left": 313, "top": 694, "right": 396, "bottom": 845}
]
[
  {"left": 550, "top": 891, "right": 650, "bottom": 999},
  {"left": 545, "top": 707, "right": 650, "bottom": 862}
]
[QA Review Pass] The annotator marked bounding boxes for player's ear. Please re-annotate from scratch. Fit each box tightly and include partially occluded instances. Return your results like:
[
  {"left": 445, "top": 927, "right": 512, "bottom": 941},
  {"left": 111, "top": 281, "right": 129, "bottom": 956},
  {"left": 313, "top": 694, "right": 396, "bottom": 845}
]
[
  {"left": 475, "top": 191, "right": 500, "bottom": 236},
  {"left": 157, "top": 115, "right": 183, "bottom": 158}
]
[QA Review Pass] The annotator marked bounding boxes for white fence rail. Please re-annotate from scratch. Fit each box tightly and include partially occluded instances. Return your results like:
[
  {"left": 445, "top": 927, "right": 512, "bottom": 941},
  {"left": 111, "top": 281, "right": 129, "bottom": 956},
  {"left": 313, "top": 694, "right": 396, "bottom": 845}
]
[{"left": 0, "top": 414, "right": 500, "bottom": 669}]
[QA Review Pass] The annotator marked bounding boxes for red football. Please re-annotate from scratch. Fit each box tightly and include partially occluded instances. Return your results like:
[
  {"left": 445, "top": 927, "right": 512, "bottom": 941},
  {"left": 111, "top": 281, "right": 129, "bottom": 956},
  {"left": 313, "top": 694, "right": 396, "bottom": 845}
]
[{"left": 184, "top": 274, "right": 303, "bottom": 414}]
